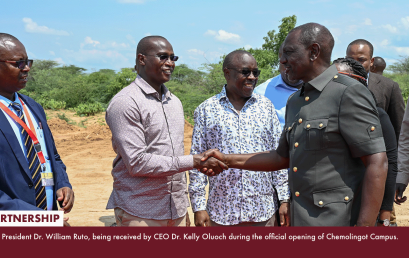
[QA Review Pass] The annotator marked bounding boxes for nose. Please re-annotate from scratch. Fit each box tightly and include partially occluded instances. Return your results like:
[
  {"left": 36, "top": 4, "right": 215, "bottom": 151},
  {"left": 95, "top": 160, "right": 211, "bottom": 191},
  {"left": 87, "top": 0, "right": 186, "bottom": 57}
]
[
  {"left": 23, "top": 64, "right": 30, "bottom": 72},
  {"left": 248, "top": 71, "right": 256, "bottom": 79},
  {"left": 280, "top": 54, "right": 287, "bottom": 64}
]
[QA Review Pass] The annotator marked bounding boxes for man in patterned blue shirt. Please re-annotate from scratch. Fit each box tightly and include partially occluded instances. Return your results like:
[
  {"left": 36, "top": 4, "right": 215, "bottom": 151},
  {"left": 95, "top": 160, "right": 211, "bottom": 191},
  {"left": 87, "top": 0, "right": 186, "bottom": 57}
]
[
  {"left": 253, "top": 43, "right": 303, "bottom": 130},
  {"left": 189, "top": 50, "right": 291, "bottom": 227}
]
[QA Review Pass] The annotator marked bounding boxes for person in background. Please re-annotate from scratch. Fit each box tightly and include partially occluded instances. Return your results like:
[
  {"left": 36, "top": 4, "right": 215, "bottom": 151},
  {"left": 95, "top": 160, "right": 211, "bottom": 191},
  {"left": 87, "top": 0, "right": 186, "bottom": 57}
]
[
  {"left": 370, "top": 56, "right": 387, "bottom": 75},
  {"left": 347, "top": 40, "right": 404, "bottom": 226},
  {"left": 254, "top": 43, "right": 303, "bottom": 130},
  {"left": 0, "top": 33, "right": 74, "bottom": 225},
  {"left": 189, "top": 50, "right": 290, "bottom": 227},
  {"left": 333, "top": 57, "right": 397, "bottom": 227}
]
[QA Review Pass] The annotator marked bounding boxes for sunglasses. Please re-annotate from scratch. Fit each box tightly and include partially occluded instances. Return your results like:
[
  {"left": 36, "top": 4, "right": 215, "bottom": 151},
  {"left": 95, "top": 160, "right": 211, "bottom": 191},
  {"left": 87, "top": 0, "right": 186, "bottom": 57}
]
[
  {"left": 143, "top": 54, "right": 179, "bottom": 62},
  {"left": 0, "top": 59, "right": 33, "bottom": 69},
  {"left": 227, "top": 68, "right": 261, "bottom": 77}
]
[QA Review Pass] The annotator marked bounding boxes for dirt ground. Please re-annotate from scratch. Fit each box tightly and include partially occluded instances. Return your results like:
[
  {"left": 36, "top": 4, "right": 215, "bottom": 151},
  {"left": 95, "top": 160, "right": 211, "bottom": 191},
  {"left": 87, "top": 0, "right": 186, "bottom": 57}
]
[{"left": 47, "top": 110, "right": 409, "bottom": 226}]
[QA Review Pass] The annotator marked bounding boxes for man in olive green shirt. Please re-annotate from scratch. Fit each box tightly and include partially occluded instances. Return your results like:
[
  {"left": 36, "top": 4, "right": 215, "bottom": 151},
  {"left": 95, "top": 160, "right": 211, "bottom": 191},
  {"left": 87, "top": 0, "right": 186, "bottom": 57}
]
[{"left": 200, "top": 23, "right": 388, "bottom": 227}]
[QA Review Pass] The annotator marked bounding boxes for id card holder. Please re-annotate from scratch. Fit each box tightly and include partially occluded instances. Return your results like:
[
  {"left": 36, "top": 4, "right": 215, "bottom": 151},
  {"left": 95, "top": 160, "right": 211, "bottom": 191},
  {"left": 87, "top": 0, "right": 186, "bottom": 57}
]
[{"left": 41, "top": 159, "right": 54, "bottom": 187}]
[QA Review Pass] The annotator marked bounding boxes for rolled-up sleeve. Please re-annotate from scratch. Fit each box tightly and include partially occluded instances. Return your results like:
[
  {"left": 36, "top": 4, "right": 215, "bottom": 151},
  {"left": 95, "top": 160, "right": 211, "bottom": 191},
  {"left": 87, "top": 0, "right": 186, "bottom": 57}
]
[{"left": 339, "top": 84, "right": 386, "bottom": 158}]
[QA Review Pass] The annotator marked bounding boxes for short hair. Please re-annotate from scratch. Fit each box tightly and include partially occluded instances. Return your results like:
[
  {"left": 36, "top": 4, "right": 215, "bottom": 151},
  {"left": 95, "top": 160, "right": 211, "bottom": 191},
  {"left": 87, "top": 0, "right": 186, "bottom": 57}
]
[
  {"left": 289, "top": 23, "right": 335, "bottom": 65},
  {"left": 347, "top": 39, "right": 374, "bottom": 57},
  {"left": 223, "top": 50, "right": 254, "bottom": 70},
  {"left": 373, "top": 56, "right": 386, "bottom": 68},
  {"left": 136, "top": 36, "right": 168, "bottom": 64}
]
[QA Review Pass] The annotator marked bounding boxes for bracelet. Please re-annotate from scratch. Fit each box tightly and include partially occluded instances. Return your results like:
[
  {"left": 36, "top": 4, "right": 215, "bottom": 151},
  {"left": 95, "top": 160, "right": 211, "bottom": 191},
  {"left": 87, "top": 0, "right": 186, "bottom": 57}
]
[{"left": 280, "top": 199, "right": 291, "bottom": 204}]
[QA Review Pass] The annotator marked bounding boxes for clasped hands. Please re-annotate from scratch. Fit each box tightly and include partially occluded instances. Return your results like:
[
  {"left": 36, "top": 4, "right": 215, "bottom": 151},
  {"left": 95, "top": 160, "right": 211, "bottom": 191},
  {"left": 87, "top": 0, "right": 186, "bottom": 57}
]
[{"left": 193, "top": 149, "right": 227, "bottom": 176}]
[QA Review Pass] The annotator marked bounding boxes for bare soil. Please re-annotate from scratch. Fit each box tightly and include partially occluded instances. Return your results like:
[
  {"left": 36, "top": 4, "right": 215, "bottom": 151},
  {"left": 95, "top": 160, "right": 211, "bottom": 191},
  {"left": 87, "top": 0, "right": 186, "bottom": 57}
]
[{"left": 47, "top": 110, "right": 408, "bottom": 226}]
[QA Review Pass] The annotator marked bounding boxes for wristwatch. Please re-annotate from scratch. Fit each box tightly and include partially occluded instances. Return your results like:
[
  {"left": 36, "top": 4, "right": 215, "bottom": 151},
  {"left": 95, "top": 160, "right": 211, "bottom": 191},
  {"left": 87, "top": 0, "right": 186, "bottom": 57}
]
[
  {"left": 377, "top": 218, "right": 390, "bottom": 227},
  {"left": 280, "top": 199, "right": 291, "bottom": 205}
]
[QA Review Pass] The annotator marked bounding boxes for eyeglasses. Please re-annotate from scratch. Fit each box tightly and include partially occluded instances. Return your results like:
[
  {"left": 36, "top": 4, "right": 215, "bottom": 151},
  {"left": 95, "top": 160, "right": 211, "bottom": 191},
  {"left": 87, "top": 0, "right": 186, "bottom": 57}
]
[
  {"left": 0, "top": 59, "right": 33, "bottom": 69},
  {"left": 338, "top": 72, "right": 367, "bottom": 82},
  {"left": 227, "top": 68, "right": 261, "bottom": 77},
  {"left": 143, "top": 54, "right": 179, "bottom": 62}
]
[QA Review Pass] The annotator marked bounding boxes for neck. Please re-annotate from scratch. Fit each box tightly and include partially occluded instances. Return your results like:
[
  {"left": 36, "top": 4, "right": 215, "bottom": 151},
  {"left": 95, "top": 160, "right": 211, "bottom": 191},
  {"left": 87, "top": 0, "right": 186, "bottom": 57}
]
[
  {"left": 139, "top": 72, "right": 162, "bottom": 95},
  {"left": 225, "top": 86, "right": 250, "bottom": 111},
  {"left": 0, "top": 91, "right": 15, "bottom": 101}
]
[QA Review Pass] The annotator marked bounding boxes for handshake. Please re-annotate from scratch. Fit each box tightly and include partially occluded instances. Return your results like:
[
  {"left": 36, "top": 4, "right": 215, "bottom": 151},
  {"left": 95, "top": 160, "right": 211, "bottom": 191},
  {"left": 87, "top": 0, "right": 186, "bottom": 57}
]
[{"left": 193, "top": 149, "right": 227, "bottom": 177}]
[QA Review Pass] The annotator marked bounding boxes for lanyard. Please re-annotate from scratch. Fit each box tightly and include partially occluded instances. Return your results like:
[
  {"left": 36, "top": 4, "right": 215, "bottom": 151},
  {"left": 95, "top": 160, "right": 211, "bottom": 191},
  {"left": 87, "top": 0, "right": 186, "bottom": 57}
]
[{"left": 0, "top": 98, "right": 46, "bottom": 165}]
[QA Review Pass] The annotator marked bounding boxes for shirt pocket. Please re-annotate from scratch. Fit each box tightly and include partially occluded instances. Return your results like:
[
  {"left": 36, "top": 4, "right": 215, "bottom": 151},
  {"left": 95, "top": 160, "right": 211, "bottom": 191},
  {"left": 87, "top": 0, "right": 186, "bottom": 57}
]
[
  {"left": 304, "top": 118, "right": 328, "bottom": 150},
  {"left": 312, "top": 186, "right": 354, "bottom": 208}
]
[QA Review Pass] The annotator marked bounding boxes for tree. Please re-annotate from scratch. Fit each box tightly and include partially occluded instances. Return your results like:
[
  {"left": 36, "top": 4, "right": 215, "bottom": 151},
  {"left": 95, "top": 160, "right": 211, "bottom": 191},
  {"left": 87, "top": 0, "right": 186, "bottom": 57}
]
[
  {"left": 388, "top": 56, "right": 409, "bottom": 74},
  {"left": 248, "top": 15, "right": 297, "bottom": 69}
]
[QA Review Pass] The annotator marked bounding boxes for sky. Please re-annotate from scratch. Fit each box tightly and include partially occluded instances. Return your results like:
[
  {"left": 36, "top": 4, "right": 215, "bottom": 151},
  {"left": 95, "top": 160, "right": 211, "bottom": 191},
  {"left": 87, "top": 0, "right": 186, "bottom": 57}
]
[{"left": 1, "top": 0, "right": 409, "bottom": 72}]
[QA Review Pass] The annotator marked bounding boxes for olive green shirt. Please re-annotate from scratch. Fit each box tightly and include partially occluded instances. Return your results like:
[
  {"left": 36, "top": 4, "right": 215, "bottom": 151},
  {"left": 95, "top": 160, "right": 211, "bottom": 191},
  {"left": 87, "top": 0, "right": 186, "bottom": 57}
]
[{"left": 276, "top": 65, "right": 386, "bottom": 226}]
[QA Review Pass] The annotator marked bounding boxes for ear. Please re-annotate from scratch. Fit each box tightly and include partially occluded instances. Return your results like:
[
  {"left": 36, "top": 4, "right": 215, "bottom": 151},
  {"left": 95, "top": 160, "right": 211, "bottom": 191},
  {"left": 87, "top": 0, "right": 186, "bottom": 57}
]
[
  {"left": 223, "top": 67, "right": 230, "bottom": 80},
  {"left": 370, "top": 57, "right": 374, "bottom": 67},
  {"left": 309, "top": 43, "right": 321, "bottom": 62},
  {"left": 137, "top": 53, "right": 146, "bottom": 66}
]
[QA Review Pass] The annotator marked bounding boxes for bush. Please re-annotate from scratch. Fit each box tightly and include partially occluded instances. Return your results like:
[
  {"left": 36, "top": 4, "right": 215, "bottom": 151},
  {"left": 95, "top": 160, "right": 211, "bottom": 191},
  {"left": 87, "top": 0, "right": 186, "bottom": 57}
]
[
  {"left": 74, "top": 102, "right": 105, "bottom": 116},
  {"left": 36, "top": 98, "right": 66, "bottom": 110}
]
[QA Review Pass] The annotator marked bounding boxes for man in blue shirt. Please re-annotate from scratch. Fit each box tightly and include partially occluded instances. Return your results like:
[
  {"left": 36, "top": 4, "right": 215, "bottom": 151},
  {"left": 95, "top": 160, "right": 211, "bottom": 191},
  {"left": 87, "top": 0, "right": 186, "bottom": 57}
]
[
  {"left": 0, "top": 33, "right": 74, "bottom": 217},
  {"left": 254, "top": 44, "right": 303, "bottom": 129}
]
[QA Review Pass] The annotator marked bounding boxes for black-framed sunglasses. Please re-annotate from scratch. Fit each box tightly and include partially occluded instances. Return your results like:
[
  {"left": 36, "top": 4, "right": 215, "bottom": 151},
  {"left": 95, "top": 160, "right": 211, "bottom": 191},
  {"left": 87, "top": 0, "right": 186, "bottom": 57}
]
[
  {"left": 0, "top": 59, "right": 33, "bottom": 69},
  {"left": 143, "top": 54, "right": 179, "bottom": 62},
  {"left": 227, "top": 68, "right": 261, "bottom": 77}
]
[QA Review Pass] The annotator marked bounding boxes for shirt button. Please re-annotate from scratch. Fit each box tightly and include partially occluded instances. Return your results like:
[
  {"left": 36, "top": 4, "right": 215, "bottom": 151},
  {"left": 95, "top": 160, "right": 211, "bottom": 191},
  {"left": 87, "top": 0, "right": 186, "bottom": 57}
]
[
  {"left": 371, "top": 126, "right": 375, "bottom": 131},
  {"left": 293, "top": 167, "right": 298, "bottom": 172},
  {"left": 307, "top": 124, "right": 311, "bottom": 129},
  {"left": 294, "top": 142, "right": 299, "bottom": 148},
  {"left": 298, "top": 118, "right": 303, "bottom": 124},
  {"left": 305, "top": 96, "right": 310, "bottom": 101},
  {"left": 318, "top": 201, "right": 323, "bottom": 205},
  {"left": 288, "top": 126, "right": 292, "bottom": 131},
  {"left": 28, "top": 184, "right": 33, "bottom": 188},
  {"left": 319, "top": 123, "right": 323, "bottom": 128},
  {"left": 344, "top": 196, "right": 349, "bottom": 201},
  {"left": 295, "top": 191, "right": 300, "bottom": 197}
]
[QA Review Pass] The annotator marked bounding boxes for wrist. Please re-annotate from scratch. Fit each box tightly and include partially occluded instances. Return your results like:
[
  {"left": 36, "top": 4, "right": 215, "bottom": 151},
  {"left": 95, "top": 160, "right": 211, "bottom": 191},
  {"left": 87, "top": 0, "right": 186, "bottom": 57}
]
[
  {"left": 192, "top": 154, "right": 201, "bottom": 169},
  {"left": 280, "top": 199, "right": 291, "bottom": 205}
]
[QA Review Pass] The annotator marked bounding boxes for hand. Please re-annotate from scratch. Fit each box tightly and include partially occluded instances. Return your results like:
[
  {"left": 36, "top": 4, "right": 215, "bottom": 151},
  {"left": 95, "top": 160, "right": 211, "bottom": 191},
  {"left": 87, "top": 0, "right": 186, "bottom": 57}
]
[
  {"left": 395, "top": 183, "right": 407, "bottom": 205},
  {"left": 57, "top": 187, "right": 75, "bottom": 214},
  {"left": 63, "top": 217, "right": 71, "bottom": 227},
  {"left": 193, "top": 152, "right": 228, "bottom": 177},
  {"left": 194, "top": 210, "right": 211, "bottom": 227},
  {"left": 186, "top": 213, "right": 191, "bottom": 227},
  {"left": 279, "top": 202, "right": 290, "bottom": 227}
]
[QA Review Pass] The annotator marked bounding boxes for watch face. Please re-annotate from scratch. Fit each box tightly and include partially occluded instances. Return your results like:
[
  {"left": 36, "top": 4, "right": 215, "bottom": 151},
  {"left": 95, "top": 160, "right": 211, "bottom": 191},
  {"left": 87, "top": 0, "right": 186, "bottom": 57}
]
[{"left": 383, "top": 219, "right": 390, "bottom": 227}]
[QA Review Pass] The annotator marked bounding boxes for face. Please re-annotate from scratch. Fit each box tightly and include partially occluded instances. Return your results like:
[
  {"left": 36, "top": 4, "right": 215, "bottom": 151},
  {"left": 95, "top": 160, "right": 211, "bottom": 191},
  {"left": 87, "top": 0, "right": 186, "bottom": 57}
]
[
  {"left": 279, "top": 50, "right": 303, "bottom": 87},
  {"left": 0, "top": 39, "right": 30, "bottom": 98},
  {"left": 280, "top": 31, "right": 311, "bottom": 82},
  {"left": 346, "top": 44, "right": 373, "bottom": 73},
  {"left": 225, "top": 54, "right": 258, "bottom": 99},
  {"left": 139, "top": 38, "right": 175, "bottom": 85}
]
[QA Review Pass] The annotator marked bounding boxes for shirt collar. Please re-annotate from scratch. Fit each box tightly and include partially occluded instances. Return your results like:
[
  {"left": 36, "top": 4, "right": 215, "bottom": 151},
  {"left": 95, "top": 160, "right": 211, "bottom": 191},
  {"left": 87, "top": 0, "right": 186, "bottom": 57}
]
[
  {"left": 134, "top": 75, "right": 171, "bottom": 100},
  {"left": 307, "top": 64, "right": 338, "bottom": 92},
  {"left": 217, "top": 85, "right": 258, "bottom": 103},
  {"left": 0, "top": 92, "right": 21, "bottom": 107}
]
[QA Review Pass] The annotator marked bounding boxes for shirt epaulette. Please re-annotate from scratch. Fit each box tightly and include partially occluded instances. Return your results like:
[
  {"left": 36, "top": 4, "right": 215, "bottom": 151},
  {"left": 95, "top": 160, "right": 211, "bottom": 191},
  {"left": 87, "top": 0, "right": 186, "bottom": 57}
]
[{"left": 332, "top": 74, "right": 359, "bottom": 87}]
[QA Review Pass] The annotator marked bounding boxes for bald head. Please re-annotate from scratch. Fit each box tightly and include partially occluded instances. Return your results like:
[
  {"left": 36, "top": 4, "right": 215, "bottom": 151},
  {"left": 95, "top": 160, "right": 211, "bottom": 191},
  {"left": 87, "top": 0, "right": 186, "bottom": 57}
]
[
  {"left": 371, "top": 56, "right": 386, "bottom": 75},
  {"left": 289, "top": 23, "right": 334, "bottom": 65},
  {"left": 0, "top": 33, "right": 23, "bottom": 59},
  {"left": 136, "top": 36, "right": 168, "bottom": 57}
]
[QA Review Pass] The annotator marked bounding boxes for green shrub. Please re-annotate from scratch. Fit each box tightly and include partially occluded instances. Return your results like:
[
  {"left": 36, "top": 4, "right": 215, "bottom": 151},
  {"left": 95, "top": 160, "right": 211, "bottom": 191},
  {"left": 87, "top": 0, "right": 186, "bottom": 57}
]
[
  {"left": 37, "top": 98, "right": 66, "bottom": 110},
  {"left": 74, "top": 102, "right": 105, "bottom": 116}
]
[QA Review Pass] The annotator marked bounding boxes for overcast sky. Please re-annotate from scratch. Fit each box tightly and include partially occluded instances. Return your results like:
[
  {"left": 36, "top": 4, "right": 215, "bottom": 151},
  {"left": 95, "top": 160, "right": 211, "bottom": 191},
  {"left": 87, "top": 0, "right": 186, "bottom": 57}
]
[{"left": 2, "top": 0, "right": 409, "bottom": 72}]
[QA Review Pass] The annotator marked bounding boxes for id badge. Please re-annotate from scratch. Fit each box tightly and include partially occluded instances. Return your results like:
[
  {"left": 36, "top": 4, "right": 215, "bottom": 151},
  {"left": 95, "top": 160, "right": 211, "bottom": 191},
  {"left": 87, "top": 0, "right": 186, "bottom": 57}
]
[{"left": 41, "top": 159, "right": 54, "bottom": 187}]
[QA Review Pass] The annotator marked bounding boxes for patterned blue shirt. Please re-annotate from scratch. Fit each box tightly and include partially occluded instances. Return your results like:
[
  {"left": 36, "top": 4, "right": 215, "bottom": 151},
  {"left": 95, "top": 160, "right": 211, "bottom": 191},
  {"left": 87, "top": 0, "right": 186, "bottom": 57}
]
[
  {"left": 253, "top": 74, "right": 300, "bottom": 130},
  {"left": 189, "top": 86, "right": 290, "bottom": 225}
]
